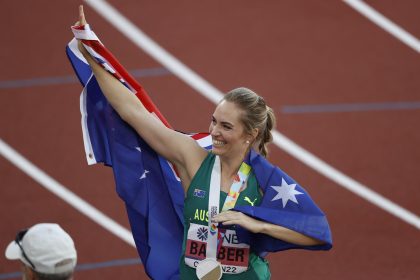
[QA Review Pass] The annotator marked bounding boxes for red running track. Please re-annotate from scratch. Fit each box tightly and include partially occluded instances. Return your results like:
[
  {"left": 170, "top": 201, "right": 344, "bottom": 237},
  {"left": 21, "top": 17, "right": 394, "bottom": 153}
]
[{"left": 1, "top": 1, "right": 419, "bottom": 279}]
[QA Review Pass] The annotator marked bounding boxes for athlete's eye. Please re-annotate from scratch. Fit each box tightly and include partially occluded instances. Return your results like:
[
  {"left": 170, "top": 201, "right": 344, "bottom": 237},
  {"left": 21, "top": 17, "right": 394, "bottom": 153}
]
[{"left": 223, "top": 124, "right": 232, "bottom": 130}]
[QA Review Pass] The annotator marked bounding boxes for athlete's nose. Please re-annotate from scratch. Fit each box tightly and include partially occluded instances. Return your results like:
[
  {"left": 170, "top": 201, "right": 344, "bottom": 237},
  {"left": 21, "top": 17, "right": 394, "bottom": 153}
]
[{"left": 209, "top": 122, "right": 220, "bottom": 136}]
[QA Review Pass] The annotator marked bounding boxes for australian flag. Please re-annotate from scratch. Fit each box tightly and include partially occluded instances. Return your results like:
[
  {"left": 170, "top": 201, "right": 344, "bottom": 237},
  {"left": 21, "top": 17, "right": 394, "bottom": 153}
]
[
  {"left": 236, "top": 150, "right": 332, "bottom": 253},
  {"left": 67, "top": 24, "right": 331, "bottom": 280},
  {"left": 67, "top": 24, "right": 184, "bottom": 279}
]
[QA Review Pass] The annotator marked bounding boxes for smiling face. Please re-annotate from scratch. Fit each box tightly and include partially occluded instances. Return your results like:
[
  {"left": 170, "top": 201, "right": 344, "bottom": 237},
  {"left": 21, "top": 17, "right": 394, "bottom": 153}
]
[{"left": 209, "top": 100, "right": 251, "bottom": 159}]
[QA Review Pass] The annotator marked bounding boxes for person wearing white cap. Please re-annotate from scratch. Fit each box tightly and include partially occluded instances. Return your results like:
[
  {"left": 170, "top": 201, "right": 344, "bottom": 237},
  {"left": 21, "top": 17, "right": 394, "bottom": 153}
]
[{"left": 5, "top": 223, "right": 77, "bottom": 280}]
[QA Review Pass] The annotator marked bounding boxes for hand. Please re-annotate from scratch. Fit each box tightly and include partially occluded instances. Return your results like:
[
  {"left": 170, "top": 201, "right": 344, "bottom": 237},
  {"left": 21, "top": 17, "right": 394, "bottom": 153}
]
[
  {"left": 212, "top": 210, "right": 265, "bottom": 234},
  {"left": 74, "top": 5, "right": 89, "bottom": 57},
  {"left": 74, "top": 5, "right": 87, "bottom": 26}
]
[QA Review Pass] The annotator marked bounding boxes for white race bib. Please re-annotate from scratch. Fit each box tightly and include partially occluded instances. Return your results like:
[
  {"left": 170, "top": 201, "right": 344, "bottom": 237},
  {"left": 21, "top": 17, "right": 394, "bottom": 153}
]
[{"left": 185, "top": 223, "right": 250, "bottom": 274}]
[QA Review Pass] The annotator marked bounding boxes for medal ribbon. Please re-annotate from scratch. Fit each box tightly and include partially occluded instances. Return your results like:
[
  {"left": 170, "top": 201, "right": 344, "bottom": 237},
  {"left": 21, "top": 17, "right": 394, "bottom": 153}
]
[
  {"left": 206, "top": 156, "right": 251, "bottom": 262},
  {"left": 221, "top": 161, "right": 251, "bottom": 212}
]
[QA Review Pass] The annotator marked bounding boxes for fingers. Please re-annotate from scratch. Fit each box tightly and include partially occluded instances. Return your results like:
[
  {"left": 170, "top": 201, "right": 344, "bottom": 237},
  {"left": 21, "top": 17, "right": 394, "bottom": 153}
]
[
  {"left": 79, "top": 5, "right": 87, "bottom": 25},
  {"left": 212, "top": 211, "right": 261, "bottom": 233},
  {"left": 219, "top": 218, "right": 241, "bottom": 226},
  {"left": 213, "top": 214, "right": 236, "bottom": 225},
  {"left": 213, "top": 211, "right": 242, "bottom": 223}
]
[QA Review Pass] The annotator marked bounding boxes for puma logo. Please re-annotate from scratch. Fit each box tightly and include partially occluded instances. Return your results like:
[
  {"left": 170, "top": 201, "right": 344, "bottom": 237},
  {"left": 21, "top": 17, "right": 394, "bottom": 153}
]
[{"left": 244, "top": 196, "right": 257, "bottom": 206}]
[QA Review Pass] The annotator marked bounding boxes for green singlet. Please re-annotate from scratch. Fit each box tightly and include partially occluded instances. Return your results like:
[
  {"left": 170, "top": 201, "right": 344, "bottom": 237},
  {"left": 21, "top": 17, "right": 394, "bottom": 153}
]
[{"left": 179, "top": 152, "right": 271, "bottom": 279}]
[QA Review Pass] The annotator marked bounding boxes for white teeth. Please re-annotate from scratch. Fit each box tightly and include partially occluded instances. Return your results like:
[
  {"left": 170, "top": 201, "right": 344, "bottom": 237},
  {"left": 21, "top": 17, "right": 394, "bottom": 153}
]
[{"left": 213, "top": 140, "right": 225, "bottom": 146}]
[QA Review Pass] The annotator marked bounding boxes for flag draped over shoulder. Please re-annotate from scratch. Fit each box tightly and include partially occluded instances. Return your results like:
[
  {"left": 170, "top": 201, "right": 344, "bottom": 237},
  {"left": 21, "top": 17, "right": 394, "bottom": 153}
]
[
  {"left": 235, "top": 150, "right": 332, "bottom": 253},
  {"left": 67, "top": 24, "right": 331, "bottom": 280}
]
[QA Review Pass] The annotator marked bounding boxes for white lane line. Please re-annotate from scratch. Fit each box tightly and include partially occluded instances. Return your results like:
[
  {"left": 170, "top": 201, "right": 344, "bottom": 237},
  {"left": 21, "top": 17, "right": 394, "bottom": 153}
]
[
  {"left": 84, "top": 0, "right": 221, "bottom": 104},
  {"left": 343, "top": 0, "right": 420, "bottom": 53},
  {"left": 85, "top": 0, "right": 420, "bottom": 230},
  {"left": 273, "top": 132, "right": 420, "bottom": 229},
  {"left": 0, "top": 138, "right": 136, "bottom": 247}
]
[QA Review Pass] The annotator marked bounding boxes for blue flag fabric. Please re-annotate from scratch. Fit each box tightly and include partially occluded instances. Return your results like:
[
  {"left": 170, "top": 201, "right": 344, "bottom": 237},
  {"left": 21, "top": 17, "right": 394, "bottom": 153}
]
[
  {"left": 67, "top": 26, "right": 332, "bottom": 280},
  {"left": 66, "top": 36, "right": 184, "bottom": 279},
  {"left": 234, "top": 149, "right": 332, "bottom": 253}
]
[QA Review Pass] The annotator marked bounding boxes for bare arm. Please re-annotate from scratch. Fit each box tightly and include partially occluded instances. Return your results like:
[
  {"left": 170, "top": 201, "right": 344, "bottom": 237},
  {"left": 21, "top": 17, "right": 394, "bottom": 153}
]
[
  {"left": 213, "top": 211, "right": 323, "bottom": 246},
  {"left": 75, "top": 6, "right": 207, "bottom": 187}
]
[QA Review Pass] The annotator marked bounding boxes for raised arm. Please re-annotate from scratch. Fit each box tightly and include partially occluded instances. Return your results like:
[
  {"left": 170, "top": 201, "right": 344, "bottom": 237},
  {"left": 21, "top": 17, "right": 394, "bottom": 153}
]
[{"left": 75, "top": 6, "right": 207, "bottom": 188}]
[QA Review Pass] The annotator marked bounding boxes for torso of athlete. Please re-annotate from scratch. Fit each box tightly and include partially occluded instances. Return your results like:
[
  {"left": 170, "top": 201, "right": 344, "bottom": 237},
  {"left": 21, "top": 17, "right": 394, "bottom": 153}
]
[{"left": 180, "top": 152, "right": 271, "bottom": 279}]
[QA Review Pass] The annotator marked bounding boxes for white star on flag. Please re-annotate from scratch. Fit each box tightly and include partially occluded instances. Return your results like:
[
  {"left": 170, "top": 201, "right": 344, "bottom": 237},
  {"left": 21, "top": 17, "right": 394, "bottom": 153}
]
[
  {"left": 270, "top": 178, "right": 304, "bottom": 208},
  {"left": 140, "top": 170, "right": 149, "bottom": 180}
]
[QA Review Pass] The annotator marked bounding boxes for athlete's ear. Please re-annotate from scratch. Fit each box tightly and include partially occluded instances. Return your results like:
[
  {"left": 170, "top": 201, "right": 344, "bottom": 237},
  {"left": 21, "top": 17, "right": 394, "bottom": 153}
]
[{"left": 250, "top": 128, "right": 259, "bottom": 143}]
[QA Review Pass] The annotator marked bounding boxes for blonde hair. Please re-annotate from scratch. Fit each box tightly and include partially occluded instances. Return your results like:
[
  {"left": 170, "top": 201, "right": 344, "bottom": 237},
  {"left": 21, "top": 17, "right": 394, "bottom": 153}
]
[{"left": 222, "top": 87, "right": 276, "bottom": 157}]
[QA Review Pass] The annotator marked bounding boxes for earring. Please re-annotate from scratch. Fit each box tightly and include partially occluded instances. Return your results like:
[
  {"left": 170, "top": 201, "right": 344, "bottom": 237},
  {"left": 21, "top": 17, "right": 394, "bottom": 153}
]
[{"left": 246, "top": 140, "right": 250, "bottom": 144}]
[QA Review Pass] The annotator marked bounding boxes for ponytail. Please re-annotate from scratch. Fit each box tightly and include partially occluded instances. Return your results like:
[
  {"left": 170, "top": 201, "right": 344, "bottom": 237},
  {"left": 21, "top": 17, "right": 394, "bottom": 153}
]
[{"left": 258, "top": 106, "right": 276, "bottom": 157}]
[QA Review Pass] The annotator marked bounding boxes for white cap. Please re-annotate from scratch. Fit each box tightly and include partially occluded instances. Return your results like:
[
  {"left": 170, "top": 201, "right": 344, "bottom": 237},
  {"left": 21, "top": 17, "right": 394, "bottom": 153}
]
[{"left": 5, "top": 223, "right": 77, "bottom": 274}]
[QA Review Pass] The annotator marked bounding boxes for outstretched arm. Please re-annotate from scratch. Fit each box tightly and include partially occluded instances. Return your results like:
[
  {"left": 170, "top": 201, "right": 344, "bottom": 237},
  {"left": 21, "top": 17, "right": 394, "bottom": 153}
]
[{"left": 75, "top": 6, "right": 207, "bottom": 188}]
